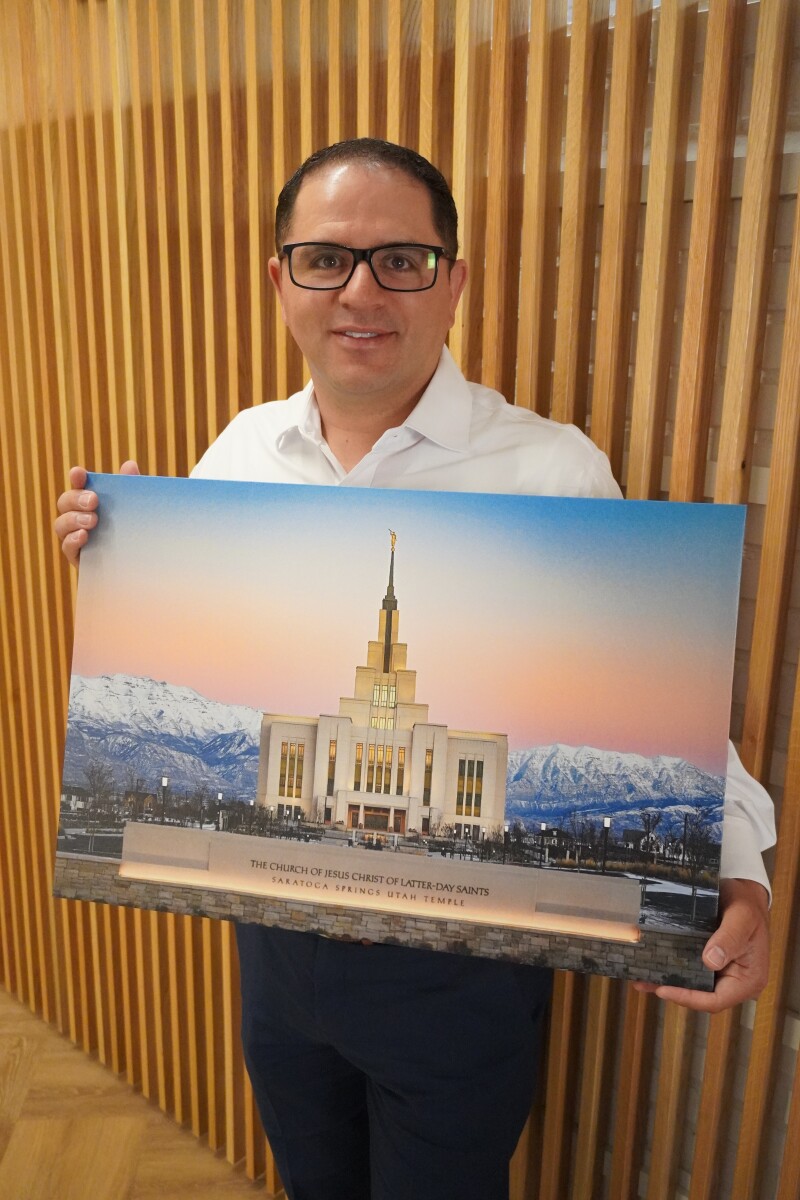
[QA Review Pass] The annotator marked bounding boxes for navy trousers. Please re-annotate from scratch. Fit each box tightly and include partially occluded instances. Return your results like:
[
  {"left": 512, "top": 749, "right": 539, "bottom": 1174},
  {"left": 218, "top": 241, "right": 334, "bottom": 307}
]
[{"left": 236, "top": 924, "right": 552, "bottom": 1200}]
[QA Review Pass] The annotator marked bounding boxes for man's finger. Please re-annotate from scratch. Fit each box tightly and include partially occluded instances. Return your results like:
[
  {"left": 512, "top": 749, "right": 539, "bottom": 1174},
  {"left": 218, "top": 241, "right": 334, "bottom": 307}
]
[{"left": 68, "top": 464, "right": 88, "bottom": 490}]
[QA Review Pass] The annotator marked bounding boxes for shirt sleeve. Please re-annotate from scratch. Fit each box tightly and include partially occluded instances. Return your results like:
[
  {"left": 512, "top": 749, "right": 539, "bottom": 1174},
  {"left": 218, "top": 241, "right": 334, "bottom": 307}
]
[{"left": 720, "top": 740, "right": 776, "bottom": 901}]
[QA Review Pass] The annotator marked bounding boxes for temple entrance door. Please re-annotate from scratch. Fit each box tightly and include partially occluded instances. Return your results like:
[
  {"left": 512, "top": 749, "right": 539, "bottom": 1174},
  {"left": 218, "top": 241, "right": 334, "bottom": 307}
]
[
  {"left": 347, "top": 805, "right": 361, "bottom": 829},
  {"left": 363, "top": 807, "right": 390, "bottom": 831}
]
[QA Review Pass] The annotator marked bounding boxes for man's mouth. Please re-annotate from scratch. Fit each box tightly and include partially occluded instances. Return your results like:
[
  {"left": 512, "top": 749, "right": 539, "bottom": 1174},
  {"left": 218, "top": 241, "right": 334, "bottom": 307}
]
[{"left": 334, "top": 329, "right": 393, "bottom": 339}]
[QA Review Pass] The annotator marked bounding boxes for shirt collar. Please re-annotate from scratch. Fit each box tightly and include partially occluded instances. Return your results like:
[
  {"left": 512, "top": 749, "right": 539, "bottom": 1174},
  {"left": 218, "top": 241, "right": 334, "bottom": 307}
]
[
  {"left": 274, "top": 345, "right": 473, "bottom": 454},
  {"left": 401, "top": 346, "right": 472, "bottom": 452}
]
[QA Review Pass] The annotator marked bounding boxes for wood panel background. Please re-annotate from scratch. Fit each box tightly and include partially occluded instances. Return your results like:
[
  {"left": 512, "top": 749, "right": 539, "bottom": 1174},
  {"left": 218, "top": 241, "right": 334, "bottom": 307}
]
[{"left": 0, "top": 1, "right": 798, "bottom": 1196}]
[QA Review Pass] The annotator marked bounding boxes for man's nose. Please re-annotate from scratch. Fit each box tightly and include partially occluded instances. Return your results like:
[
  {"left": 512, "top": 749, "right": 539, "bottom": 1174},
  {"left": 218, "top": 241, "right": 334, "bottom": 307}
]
[{"left": 340, "top": 259, "right": 384, "bottom": 300}]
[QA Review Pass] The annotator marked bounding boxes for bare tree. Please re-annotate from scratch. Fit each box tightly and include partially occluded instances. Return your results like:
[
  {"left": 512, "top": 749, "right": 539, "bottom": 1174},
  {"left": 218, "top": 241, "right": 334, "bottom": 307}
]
[
  {"left": 638, "top": 809, "right": 663, "bottom": 863},
  {"left": 683, "top": 805, "right": 717, "bottom": 921},
  {"left": 122, "top": 765, "right": 147, "bottom": 820},
  {"left": 191, "top": 782, "right": 211, "bottom": 829},
  {"left": 83, "top": 760, "right": 115, "bottom": 852},
  {"left": 84, "top": 760, "right": 115, "bottom": 815}
]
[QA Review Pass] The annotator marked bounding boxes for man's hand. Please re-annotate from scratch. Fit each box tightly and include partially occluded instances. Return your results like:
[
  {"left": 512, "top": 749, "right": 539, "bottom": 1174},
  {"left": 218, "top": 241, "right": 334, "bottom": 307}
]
[
  {"left": 632, "top": 878, "right": 769, "bottom": 1012},
  {"left": 55, "top": 461, "right": 140, "bottom": 567}
]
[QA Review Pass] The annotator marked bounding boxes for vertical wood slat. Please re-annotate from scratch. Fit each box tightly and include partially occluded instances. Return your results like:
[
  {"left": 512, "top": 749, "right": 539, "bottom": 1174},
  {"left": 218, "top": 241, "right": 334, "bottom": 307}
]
[
  {"left": 88, "top": 0, "right": 122, "bottom": 466},
  {"left": 777, "top": 1024, "right": 800, "bottom": 1200},
  {"left": 219, "top": 0, "right": 240, "bottom": 424},
  {"left": 165, "top": 913, "right": 185, "bottom": 1126},
  {"left": 108, "top": 0, "right": 138, "bottom": 464},
  {"left": 740, "top": 193, "right": 800, "bottom": 782},
  {"left": 115, "top": 907, "right": 137, "bottom": 1093},
  {"left": 328, "top": 0, "right": 342, "bottom": 143},
  {"left": 686, "top": 1009, "right": 737, "bottom": 1200},
  {"left": 299, "top": 0, "right": 314, "bottom": 163},
  {"left": 571, "top": 975, "right": 613, "bottom": 1199},
  {"left": 203, "top": 917, "right": 226, "bottom": 1153},
  {"left": 551, "top": 0, "right": 609, "bottom": 429},
  {"left": 714, "top": 0, "right": 794, "bottom": 506},
  {"left": 627, "top": 0, "right": 695, "bottom": 500},
  {"left": 590, "top": 0, "right": 651, "bottom": 478},
  {"left": 480, "top": 0, "right": 511, "bottom": 393},
  {"left": 148, "top": 0, "right": 177, "bottom": 476},
  {"left": 386, "top": 0, "right": 402, "bottom": 144},
  {"left": 51, "top": 0, "right": 87, "bottom": 470},
  {"left": 169, "top": 0, "right": 197, "bottom": 469},
  {"left": 68, "top": 0, "right": 104, "bottom": 468},
  {"left": 194, "top": 0, "right": 219, "bottom": 450},
  {"left": 127, "top": 0, "right": 158, "bottom": 473},
  {"left": 516, "top": 0, "right": 567, "bottom": 415},
  {"left": 271, "top": 0, "right": 288, "bottom": 399},
  {"left": 608, "top": 988, "right": 657, "bottom": 1199},
  {"left": 133, "top": 907, "right": 154, "bottom": 1099},
  {"left": 357, "top": 0, "right": 371, "bottom": 136},
  {"left": 245, "top": 0, "right": 262, "bottom": 417},
  {"left": 646, "top": 1004, "right": 692, "bottom": 1198},
  {"left": 417, "top": 0, "right": 436, "bottom": 161},
  {"left": 222, "top": 920, "right": 244, "bottom": 1166},
  {"left": 538, "top": 971, "right": 581, "bottom": 1199},
  {"left": 449, "top": 0, "right": 479, "bottom": 377},
  {"left": 31, "top": 0, "right": 73, "bottom": 492},
  {"left": 670, "top": 0, "right": 745, "bottom": 502}
]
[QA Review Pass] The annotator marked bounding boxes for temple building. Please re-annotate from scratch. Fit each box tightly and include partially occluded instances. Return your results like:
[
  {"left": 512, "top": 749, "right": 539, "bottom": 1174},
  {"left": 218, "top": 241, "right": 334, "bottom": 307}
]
[{"left": 255, "top": 536, "right": 508, "bottom": 838}]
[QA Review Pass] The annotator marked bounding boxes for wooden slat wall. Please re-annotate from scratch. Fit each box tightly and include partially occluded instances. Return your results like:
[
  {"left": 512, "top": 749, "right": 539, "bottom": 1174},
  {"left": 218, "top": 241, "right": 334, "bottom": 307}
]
[{"left": 1, "top": 2, "right": 798, "bottom": 1197}]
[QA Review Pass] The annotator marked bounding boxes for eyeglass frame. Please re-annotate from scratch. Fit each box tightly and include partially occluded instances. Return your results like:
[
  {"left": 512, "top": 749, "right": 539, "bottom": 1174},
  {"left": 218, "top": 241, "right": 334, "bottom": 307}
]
[{"left": 278, "top": 241, "right": 454, "bottom": 292}]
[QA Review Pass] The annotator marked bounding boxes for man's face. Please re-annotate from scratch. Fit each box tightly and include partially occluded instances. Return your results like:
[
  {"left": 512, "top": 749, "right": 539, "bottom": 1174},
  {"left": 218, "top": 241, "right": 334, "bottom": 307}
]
[{"left": 268, "top": 163, "right": 467, "bottom": 414}]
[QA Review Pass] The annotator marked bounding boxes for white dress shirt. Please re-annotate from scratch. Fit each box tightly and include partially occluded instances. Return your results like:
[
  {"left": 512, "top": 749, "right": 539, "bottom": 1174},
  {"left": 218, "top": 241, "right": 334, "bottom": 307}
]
[
  {"left": 193, "top": 346, "right": 622, "bottom": 497},
  {"left": 193, "top": 346, "right": 775, "bottom": 895}
]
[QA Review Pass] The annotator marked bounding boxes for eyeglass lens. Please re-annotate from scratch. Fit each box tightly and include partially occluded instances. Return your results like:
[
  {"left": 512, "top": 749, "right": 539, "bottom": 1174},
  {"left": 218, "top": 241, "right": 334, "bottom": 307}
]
[{"left": 289, "top": 244, "right": 439, "bottom": 291}]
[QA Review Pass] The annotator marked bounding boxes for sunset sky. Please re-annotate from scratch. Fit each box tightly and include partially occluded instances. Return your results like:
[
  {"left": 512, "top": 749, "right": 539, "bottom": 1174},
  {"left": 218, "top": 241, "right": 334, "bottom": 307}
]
[{"left": 71, "top": 475, "right": 746, "bottom": 775}]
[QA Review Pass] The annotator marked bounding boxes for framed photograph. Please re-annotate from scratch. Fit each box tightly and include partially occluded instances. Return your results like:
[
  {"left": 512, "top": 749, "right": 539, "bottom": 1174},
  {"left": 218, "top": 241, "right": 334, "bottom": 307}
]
[{"left": 54, "top": 475, "right": 746, "bottom": 990}]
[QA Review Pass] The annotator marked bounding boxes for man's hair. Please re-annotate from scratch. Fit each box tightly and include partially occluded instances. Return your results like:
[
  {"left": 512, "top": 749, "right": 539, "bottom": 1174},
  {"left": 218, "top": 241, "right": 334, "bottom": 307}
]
[{"left": 275, "top": 138, "right": 459, "bottom": 259}]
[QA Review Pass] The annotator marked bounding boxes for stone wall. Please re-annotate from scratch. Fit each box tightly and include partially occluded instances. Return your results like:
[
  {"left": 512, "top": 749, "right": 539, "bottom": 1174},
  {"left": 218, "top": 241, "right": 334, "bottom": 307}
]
[{"left": 53, "top": 853, "right": 712, "bottom": 990}]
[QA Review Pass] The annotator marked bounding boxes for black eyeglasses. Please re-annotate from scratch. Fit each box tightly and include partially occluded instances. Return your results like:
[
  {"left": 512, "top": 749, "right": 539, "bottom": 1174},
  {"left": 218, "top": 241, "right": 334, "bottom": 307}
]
[{"left": 280, "top": 242, "right": 452, "bottom": 292}]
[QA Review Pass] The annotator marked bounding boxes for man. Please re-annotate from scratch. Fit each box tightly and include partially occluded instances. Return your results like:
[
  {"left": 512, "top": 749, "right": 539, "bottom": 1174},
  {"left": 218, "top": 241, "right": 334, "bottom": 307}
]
[{"left": 56, "top": 139, "right": 774, "bottom": 1200}]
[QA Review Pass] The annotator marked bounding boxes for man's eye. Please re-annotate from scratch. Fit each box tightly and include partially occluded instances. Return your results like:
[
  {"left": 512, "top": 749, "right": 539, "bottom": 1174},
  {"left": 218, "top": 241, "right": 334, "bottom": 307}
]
[
  {"left": 310, "top": 253, "right": 344, "bottom": 270},
  {"left": 378, "top": 250, "right": 422, "bottom": 272}
]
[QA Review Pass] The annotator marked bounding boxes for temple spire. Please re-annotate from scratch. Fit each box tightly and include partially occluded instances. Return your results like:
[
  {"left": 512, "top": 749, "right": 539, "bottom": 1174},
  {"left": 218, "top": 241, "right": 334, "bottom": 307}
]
[{"left": 382, "top": 530, "right": 398, "bottom": 671}]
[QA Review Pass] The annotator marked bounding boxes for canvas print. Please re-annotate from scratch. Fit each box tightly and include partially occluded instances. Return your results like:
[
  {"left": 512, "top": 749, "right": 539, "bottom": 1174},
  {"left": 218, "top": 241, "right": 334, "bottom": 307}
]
[{"left": 54, "top": 475, "right": 746, "bottom": 989}]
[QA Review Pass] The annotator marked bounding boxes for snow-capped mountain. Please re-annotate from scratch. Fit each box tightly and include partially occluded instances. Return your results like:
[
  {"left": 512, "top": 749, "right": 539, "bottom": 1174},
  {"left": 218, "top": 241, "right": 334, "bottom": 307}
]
[
  {"left": 505, "top": 742, "right": 724, "bottom": 834},
  {"left": 63, "top": 674, "right": 262, "bottom": 797},
  {"left": 63, "top": 674, "right": 724, "bottom": 837}
]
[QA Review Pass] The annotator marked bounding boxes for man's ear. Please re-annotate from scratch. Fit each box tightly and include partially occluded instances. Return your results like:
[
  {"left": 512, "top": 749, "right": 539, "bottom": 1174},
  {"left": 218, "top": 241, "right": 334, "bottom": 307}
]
[
  {"left": 447, "top": 258, "right": 468, "bottom": 324},
  {"left": 268, "top": 256, "right": 287, "bottom": 323}
]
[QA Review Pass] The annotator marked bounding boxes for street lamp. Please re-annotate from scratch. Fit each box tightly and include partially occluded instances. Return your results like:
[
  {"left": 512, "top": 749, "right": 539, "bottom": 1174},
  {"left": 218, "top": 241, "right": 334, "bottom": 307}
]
[
  {"left": 539, "top": 822, "right": 547, "bottom": 867},
  {"left": 160, "top": 775, "right": 169, "bottom": 824},
  {"left": 502, "top": 822, "right": 510, "bottom": 864},
  {"left": 217, "top": 791, "right": 223, "bottom": 831},
  {"left": 601, "top": 816, "right": 611, "bottom": 874}
]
